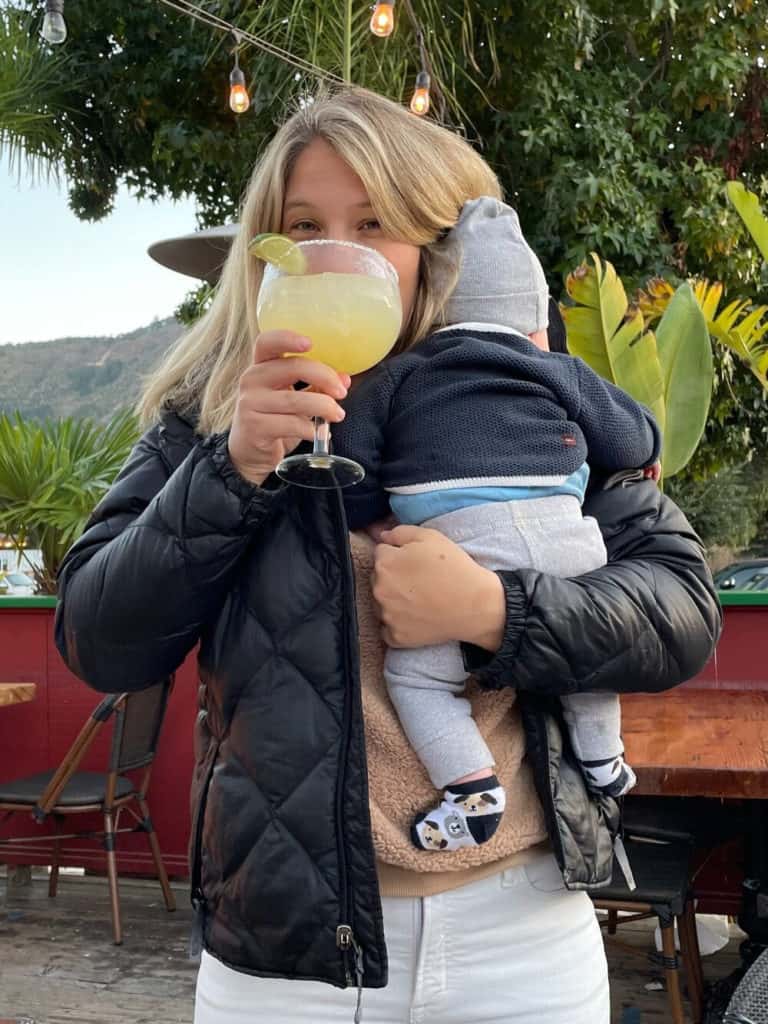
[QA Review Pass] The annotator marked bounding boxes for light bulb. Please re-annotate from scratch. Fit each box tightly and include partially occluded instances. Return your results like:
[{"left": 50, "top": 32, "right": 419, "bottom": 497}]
[
  {"left": 410, "top": 71, "right": 430, "bottom": 116},
  {"left": 370, "top": 2, "right": 395, "bottom": 38},
  {"left": 229, "top": 66, "right": 250, "bottom": 114},
  {"left": 41, "top": 0, "right": 67, "bottom": 44}
]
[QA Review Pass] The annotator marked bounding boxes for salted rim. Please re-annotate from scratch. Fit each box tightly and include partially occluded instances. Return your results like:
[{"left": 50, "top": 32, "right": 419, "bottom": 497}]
[{"left": 288, "top": 238, "right": 400, "bottom": 284}]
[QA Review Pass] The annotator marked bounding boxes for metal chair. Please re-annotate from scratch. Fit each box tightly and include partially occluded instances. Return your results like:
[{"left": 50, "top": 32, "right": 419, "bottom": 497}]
[
  {"left": 0, "top": 679, "right": 176, "bottom": 944},
  {"left": 592, "top": 832, "right": 705, "bottom": 1024},
  {"left": 723, "top": 948, "right": 768, "bottom": 1023}
]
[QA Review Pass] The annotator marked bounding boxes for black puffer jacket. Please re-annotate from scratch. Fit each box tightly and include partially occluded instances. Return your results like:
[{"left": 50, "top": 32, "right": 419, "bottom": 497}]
[{"left": 54, "top": 409, "right": 721, "bottom": 991}]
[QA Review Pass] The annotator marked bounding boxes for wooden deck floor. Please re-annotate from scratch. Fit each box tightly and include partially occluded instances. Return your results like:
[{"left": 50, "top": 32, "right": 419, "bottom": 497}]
[{"left": 0, "top": 868, "right": 745, "bottom": 1023}]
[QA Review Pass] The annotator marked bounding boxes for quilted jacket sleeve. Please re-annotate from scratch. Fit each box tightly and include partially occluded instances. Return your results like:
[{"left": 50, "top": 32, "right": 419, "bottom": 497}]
[
  {"left": 54, "top": 420, "right": 283, "bottom": 694},
  {"left": 463, "top": 477, "right": 722, "bottom": 696}
]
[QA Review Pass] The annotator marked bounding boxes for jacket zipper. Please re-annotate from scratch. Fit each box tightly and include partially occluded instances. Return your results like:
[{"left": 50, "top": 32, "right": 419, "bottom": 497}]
[
  {"left": 188, "top": 739, "right": 220, "bottom": 961},
  {"left": 535, "top": 703, "right": 635, "bottom": 892},
  {"left": 331, "top": 487, "right": 366, "bottom": 1010},
  {"left": 336, "top": 924, "right": 365, "bottom": 1023},
  {"left": 532, "top": 707, "right": 569, "bottom": 878}
]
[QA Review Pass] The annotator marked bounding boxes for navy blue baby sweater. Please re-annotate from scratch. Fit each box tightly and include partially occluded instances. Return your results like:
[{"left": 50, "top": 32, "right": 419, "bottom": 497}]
[{"left": 332, "top": 326, "right": 662, "bottom": 529}]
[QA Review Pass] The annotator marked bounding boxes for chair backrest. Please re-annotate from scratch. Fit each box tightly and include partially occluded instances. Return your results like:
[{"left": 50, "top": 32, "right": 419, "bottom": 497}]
[
  {"left": 109, "top": 678, "right": 173, "bottom": 774},
  {"left": 724, "top": 947, "right": 768, "bottom": 1022}
]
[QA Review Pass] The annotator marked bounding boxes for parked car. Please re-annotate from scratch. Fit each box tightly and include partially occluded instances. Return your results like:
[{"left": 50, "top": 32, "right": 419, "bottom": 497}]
[
  {"left": 0, "top": 571, "right": 36, "bottom": 595},
  {"left": 714, "top": 559, "right": 768, "bottom": 591},
  {"left": 752, "top": 575, "right": 768, "bottom": 592}
]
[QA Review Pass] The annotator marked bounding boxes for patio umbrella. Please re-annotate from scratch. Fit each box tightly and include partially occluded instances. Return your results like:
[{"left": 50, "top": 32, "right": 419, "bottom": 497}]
[{"left": 147, "top": 224, "right": 239, "bottom": 284}]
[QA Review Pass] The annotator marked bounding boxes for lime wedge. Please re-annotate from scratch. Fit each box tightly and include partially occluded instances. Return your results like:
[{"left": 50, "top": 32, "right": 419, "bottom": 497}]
[{"left": 248, "top": 233, "right": 306, "bottom": 274}]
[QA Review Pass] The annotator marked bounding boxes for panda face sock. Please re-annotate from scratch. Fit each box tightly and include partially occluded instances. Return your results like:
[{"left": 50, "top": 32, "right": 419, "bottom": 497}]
[{"left": 411, "top": 775, "right": 506, "bottom": 852}]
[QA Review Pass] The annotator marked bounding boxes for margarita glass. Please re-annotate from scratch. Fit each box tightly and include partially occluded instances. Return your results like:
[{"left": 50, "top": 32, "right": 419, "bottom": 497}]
[{"left": 256, "top": 239, "right": 402, "bottom": 489}]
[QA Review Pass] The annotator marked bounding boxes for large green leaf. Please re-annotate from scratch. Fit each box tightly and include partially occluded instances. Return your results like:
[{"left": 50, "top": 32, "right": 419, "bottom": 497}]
[
  {"left": 563, "top": 253, "right": 666, "bottom": 436},
  {"left": 726, "top": 181, "right": 768, "bottom": 265},
  {"left": 654, "top": 283, "right": 713, "bottom": 477}
]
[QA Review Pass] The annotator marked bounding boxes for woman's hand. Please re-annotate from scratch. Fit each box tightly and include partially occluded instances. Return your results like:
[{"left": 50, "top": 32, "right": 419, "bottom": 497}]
[
  {"left": 228, "top": 330, "right": 351, "bottom": 485},
  {"left": 372, "top": 525, "right": 507, "bottom": 652}
]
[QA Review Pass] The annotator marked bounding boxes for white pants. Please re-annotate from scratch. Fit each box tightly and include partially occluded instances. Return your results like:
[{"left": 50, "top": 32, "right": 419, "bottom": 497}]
[{"left": 193, "top": 852, "right": 609, "bottom": 1024}]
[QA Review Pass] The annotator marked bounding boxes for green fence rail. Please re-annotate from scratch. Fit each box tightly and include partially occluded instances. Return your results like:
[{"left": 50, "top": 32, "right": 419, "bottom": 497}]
[{"left": 1, "top": 593, "right": 768, "bottom": 610}]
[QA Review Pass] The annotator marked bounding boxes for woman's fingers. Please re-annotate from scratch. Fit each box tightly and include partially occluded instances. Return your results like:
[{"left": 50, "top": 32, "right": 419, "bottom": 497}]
[
  {"left": 252, "top": 329, "right": 352, "bottom": 389},
  {"left": 253, "top": 330, "right": 311, "bottom": 363},
  {"left": 372, "top": 528, "right": 504, "bottom": 649},
  {"left": 244, "top": 355, "right": 349, "bottom": 399},
  {"left": 364, "top": 514, "right": 399, "bottom": 543},
  {"left": 246, "top": 387, "right": 347, "bottom": 424},
  {"left": 242, "top": 413, "right": 317, "bottom": 444},
  {"left": 227, "top": 330, "right": 351, "bottom": 486},
  {"left": 378, "top": 524, "right": 437, "bottom": 547}
]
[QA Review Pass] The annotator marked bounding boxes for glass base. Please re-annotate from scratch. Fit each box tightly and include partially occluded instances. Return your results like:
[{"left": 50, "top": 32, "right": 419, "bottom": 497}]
[{"left": 275, "top": 452, "right": 365, "bottom": 490}]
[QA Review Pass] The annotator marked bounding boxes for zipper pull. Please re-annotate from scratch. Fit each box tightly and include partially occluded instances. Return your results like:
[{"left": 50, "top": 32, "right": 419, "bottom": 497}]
[
  {"left": 613, "top": 835, "right": 637, "bottom": 892},
  {"left": 188, "top": 893, "right": 206, "bottom": 962},
  {"left": 336, "top": 924, "right": 365, "bottom": 1023}
]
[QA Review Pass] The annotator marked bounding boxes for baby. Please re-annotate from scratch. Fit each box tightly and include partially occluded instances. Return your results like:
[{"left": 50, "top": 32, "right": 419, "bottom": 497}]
[{"left": 332, "top": 198, "right": 659, "bottom": 852}]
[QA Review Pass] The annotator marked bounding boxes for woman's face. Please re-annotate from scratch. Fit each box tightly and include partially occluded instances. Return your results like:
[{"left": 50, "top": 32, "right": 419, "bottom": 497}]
[{"left": 281, "top": 138, "right": 421, "bottom": 327}]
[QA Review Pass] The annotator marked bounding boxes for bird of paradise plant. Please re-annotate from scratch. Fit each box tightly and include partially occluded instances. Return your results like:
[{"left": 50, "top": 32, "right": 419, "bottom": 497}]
[{"left": 563, "top": 182, "right": 768, "bottom": 482}]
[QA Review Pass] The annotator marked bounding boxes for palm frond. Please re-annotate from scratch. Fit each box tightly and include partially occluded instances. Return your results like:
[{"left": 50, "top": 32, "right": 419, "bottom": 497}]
[
  {"left": 0, "top": 8, "right": 77, "bottom": 180},
  {"left": 0, "top": 410, "right": 139, "bottom": 593}
]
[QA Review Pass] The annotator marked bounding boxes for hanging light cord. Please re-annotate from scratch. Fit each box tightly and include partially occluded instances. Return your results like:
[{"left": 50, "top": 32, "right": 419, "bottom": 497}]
[
  {"left": 152, "top": 0, "right": 345, "bottom": 84},
  {"left": 400, "top": 0, "right": 443, "bottom": 117}
]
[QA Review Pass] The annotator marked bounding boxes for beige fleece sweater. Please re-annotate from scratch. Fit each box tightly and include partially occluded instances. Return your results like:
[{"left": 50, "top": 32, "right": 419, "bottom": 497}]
[{"left": 350, "top": 531, "right": 549, "bottom": 897}]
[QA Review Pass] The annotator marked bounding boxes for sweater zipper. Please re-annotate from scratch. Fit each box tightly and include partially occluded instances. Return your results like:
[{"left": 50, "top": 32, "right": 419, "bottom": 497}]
[{"left": 331, "top": 487, "right": 365, "bottom": 1015}]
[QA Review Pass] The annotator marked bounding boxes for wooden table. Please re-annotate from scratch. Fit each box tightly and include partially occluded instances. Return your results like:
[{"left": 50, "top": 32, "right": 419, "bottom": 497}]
[
  {"left": 622, "top": 688, "right": 768, "bottom": 800},
  {"left": 0, "top": 682, "right": 36, "bottom": 708}
]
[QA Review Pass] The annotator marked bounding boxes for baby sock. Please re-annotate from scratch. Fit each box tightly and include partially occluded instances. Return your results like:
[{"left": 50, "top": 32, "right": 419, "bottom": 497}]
[
  {"left": 581, "top": 754, "right": 637, "bottom": 798},
  {"left": 411, "top": 775, "right": 506, "bottom": 852}
]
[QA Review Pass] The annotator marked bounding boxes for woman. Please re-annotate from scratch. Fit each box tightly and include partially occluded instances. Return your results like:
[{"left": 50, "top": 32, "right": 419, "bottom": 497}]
[{"left": 54, "top": 87, "right": 721, "bottom": 1023}]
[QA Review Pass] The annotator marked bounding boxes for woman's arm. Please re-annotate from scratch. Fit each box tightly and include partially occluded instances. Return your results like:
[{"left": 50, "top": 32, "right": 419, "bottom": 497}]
[
  {"left": 55, "top": 420, "right": 282, "bottom": 694},
  {"left": 57, "top": 330, "right": 350, "bottom": 695},
  {"left": 373, "top": 478, "right": 722, "bottom": 696}
]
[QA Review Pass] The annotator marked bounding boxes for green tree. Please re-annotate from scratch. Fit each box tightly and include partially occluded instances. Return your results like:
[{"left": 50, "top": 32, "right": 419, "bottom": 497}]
[
  {"left": 667, "top": 455, "right": 768, "bottom": 552},
  {"left": 0, "top": 410, "right": 139, "bottom": 593},
  {"left": 5, "top": 0, "right": 768, "bottom": 293},
  {"left": 6, "top": 0, "right": 768, "bottom": 498}
]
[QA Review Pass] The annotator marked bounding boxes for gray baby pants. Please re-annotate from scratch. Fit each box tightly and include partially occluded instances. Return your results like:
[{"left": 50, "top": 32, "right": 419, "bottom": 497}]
[{"left": 384, "top": 494, "right": 617, "bottom": 788}]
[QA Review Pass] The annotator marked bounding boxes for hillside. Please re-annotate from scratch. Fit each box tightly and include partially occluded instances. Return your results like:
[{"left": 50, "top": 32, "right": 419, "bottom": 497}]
[{"left": 0, "top": 318, "right": 185, "bottom": 423}]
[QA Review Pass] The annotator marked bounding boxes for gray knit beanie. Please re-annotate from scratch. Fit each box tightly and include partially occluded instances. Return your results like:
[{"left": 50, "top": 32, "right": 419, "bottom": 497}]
[{"left": 443, "top": 196, "right": 549, "bottom": 334}]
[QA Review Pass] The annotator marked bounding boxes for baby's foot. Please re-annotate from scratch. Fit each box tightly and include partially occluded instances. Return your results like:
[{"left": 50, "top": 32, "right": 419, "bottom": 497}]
[
  {"left": 411, "top": 775, "right": 506, "bottom": 852},
  {"left": 582, "top": 754, "right": 637, "bottom": 798}
]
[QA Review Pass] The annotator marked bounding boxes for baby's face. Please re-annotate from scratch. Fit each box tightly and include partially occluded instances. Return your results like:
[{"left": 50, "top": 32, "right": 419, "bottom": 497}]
[{"left": 528, "top": 328, "right": 549, "bottom": 352}]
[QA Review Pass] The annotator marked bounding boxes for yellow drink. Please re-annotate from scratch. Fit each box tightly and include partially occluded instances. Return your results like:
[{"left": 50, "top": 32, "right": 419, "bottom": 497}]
[{"left": 257, "top": 271, "right": 402, "bottom": 375}]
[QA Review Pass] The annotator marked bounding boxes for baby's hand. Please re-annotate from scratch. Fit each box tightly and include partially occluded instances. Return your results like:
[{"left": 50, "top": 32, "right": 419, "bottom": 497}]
[
  {"left": 365, "top": 514, "right": 398, "bottom": 543},
  {"left": 643, "top": 461, "right": 662, "bottom": 482}
]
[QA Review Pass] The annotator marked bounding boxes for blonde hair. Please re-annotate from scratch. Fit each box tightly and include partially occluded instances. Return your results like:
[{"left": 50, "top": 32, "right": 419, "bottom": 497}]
[{"left": 138, "top": 87, "right": 502, "bottom": 434}]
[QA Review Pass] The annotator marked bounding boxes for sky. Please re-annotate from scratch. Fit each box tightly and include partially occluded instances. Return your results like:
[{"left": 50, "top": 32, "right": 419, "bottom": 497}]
[{"left": 0, "top": 155, "right": 201, "bottom": 344}]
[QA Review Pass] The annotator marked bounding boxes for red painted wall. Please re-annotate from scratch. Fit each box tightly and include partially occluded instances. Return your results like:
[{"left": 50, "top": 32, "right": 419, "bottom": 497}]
[
  {"left": 0, "top": 598, "right": 765, "bottom": 878},
  {"left": 682, "top": 603, "right": 768, "bottom": 691},
  {"left": 0, "top": 604, "right": 197, "bottom": 877}
]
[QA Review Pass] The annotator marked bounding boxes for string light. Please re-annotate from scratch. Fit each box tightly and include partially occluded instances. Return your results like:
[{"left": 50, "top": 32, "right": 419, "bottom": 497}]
[
  {"left": 154, "top": 0, "right": 439, "bottom": 121},
  {"left": 369, "top": 2, "right": 395, "bottom": 38},
  {"left": 229, "top": 38, "right": 250, "bottom": 114},
  {"left": 410, "top": 70, "right": 430, "bottom": 115},
  {"left": 154, "top": 0, "right": 343, "bottom": 85},
  {"left": 41, "top": 0, "right": 67, "bottom": 45}
]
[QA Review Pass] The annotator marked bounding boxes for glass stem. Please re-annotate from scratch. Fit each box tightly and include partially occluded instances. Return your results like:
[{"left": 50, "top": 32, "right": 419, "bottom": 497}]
[{"left": 313, "top": 417, "right": 331, "bottom": 457}]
